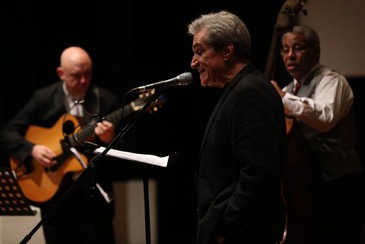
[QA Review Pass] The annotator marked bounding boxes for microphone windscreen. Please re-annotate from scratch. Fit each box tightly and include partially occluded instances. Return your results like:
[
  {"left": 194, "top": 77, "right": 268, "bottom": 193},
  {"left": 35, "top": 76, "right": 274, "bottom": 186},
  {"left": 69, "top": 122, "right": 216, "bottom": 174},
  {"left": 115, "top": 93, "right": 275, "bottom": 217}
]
[{"left": 178, "top": 72, "right": 193, "bottom": 85}]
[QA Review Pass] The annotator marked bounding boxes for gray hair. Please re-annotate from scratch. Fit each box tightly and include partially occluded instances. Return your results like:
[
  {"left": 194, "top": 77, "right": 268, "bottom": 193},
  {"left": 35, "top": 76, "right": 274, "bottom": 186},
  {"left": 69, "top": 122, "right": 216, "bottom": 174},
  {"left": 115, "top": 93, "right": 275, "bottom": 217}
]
[
  {"left": 187, "top": 10, "right": 251, "bottom": 59},
  {"left": 291, "top": 25, "right": 320, "bottom": 48}
]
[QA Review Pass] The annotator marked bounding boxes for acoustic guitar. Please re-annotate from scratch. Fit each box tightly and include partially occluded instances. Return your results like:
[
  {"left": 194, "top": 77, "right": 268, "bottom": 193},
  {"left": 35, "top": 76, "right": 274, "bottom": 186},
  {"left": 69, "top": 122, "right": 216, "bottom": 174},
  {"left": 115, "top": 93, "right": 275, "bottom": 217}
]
[{"left": 10, "top": 90, "right": 164, "bottom": 204}]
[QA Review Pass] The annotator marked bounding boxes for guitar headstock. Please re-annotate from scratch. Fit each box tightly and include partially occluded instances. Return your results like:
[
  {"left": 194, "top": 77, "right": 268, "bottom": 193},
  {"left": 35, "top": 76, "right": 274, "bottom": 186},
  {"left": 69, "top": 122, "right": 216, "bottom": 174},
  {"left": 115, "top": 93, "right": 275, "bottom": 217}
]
[
  {"left": 275, "top": 0, "right": 307, "bottom": 32},
  {"left": 132, "top": 89, "right": 166, "bottom": 114}
]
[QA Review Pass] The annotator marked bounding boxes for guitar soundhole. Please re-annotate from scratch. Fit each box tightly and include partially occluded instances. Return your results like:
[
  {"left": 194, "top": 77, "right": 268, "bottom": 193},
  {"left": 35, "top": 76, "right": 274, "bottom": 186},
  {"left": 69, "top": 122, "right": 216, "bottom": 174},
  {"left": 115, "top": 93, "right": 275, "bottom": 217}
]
[{"left": 62, "top": 120, "right": 75, "bottom": 135}]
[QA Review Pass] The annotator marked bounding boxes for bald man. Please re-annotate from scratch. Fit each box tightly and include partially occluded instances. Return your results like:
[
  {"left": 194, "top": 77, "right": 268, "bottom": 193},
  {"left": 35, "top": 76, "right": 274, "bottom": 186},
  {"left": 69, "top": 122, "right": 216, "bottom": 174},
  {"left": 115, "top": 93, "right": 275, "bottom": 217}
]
[{"left": 0, "top": 46, "right": 120, "bottom": 243}]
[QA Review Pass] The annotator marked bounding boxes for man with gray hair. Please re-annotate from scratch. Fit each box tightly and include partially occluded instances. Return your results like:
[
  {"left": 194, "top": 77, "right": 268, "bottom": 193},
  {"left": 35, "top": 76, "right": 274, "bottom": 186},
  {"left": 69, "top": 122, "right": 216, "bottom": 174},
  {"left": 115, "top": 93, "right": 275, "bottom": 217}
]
[{"left": 188, "top": 10, "right": 287, "bottom": 243}]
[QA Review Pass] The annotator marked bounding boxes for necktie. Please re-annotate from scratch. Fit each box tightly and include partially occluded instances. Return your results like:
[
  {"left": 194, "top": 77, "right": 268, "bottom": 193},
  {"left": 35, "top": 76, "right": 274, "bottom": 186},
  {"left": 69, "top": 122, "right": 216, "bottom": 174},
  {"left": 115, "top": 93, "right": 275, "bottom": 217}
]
[
  {"left": 292, "top": 81, "right": 301, "bottom": 95},
  {"left": 286, "top": 81, "right": 301, "bottom": 134}
]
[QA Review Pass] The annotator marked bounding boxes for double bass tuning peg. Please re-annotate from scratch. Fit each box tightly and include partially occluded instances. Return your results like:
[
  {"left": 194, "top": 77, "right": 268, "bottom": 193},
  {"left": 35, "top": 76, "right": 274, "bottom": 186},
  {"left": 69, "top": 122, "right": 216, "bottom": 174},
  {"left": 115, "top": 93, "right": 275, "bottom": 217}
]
[{"left": 301, "top": 8, "right": 308, "bottom": 16}]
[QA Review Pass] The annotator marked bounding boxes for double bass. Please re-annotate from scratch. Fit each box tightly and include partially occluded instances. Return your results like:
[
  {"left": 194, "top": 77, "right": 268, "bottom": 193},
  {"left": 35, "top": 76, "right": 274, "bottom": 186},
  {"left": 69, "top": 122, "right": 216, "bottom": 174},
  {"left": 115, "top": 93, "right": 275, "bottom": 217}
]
[{"left": 264, "top": 1, "right": 319, "bottom": 243}]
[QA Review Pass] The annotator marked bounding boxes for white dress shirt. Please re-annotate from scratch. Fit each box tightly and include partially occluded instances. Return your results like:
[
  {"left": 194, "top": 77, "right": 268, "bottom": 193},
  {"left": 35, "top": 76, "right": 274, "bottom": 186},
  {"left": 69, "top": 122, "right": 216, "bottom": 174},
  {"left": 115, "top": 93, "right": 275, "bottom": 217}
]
[{"left": 282, "top": 64, "right": 354, "bottom": 132}]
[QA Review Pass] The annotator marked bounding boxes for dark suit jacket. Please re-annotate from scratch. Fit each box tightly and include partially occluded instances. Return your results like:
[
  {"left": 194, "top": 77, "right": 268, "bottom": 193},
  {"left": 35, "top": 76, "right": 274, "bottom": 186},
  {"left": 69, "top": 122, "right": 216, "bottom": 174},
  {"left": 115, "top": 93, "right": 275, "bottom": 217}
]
[
  {"left": 196, "top": 63, "right": 287, "bottom": 243},
  {"left": 0, "top": 82, "right": 121, "bottom": 202},
  {"left": 0, "top": 81, "right": 124, "bottom": 244}
]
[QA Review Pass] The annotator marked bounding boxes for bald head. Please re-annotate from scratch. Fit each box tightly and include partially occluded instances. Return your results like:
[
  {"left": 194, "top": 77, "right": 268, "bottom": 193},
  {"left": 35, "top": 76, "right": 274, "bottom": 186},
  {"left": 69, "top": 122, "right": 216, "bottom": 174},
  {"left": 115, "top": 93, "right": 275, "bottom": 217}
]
[
  {"left": 60, "top": 46, "right": 92, "bottom": 69},
  {"left": 57, "top": 46, "right": 93, "bottom": 99}
]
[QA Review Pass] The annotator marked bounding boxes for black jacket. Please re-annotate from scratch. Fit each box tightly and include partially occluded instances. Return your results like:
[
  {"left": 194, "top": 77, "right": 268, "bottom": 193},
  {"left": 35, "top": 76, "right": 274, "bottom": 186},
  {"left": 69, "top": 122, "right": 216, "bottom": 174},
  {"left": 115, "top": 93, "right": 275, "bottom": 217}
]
[{"left": 196, "top": 63, "right": 287, "bottom": 243}]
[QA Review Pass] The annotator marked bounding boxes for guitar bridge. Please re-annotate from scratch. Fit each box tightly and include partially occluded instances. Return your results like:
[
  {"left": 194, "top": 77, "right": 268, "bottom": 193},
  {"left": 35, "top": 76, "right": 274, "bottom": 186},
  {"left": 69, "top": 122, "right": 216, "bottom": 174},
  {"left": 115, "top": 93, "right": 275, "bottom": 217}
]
[
  {"left": 47, "top": 140, "right": 73, "bottom": 172},
  {"left": 12, "top": 158, "right": 34, "bottom": 178}
]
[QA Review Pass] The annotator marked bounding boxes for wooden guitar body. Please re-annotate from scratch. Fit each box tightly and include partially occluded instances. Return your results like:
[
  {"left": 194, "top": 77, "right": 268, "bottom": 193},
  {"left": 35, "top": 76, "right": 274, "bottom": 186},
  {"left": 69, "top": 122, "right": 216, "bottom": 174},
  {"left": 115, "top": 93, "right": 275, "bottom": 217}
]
[{"left": 10, "top": 114, "right": 88, "bottom": 204}]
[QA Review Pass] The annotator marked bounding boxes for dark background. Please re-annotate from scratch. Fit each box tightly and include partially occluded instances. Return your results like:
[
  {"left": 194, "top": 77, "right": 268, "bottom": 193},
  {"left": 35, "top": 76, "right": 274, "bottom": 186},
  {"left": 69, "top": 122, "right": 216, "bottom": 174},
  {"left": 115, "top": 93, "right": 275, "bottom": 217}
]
[{"left": 1, "top": 1, "right": 364, "bottom": 243}]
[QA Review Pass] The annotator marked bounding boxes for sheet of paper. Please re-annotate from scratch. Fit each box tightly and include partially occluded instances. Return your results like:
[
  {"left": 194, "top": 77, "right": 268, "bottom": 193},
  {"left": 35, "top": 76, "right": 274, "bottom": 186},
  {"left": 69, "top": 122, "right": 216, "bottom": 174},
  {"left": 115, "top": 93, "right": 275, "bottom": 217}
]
[{"left": 94, "top": 146, "right": 169, "bottom": 167}]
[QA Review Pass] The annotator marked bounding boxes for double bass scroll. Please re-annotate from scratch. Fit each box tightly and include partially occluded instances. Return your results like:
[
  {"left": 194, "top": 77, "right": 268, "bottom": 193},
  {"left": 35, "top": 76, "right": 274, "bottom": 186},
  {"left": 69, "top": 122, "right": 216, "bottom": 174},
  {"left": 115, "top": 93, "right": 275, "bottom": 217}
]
[{"left": 264, "top": 0, "right": 307, "bottom": 81}]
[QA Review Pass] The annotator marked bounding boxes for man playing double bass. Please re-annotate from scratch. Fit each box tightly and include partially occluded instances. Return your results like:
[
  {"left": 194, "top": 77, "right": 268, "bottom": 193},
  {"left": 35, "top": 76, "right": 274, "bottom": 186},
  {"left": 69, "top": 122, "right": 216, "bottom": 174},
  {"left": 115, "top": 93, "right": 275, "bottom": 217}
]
[{"left": 271, "top": 25, "right": 364, "bottom": 244}]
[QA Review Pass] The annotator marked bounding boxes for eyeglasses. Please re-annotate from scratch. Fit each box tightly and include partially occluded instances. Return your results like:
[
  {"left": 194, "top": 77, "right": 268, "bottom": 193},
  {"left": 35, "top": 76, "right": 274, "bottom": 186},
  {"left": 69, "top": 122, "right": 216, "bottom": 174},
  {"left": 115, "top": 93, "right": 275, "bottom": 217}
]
[{"left": 280, "top": 44, "right": 309, "bottom": 56}]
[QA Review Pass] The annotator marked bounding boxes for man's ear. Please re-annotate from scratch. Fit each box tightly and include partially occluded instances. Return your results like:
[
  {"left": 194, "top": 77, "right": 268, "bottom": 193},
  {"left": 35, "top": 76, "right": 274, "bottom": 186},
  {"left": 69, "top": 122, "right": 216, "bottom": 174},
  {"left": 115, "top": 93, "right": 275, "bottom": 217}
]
[
  {"left": 223, "top": 43, "right": 234, "bottom": 59},
  {"left": 56, "top": 66, "right": 63, "bottom": 79}
]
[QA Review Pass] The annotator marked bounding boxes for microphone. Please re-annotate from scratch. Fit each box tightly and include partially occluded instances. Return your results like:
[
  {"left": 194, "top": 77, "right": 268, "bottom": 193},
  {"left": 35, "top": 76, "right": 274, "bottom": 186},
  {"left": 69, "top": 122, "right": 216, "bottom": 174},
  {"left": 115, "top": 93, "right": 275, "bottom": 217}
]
[{"left": 131, "top": 72, "right": 193, "bottom": 92}]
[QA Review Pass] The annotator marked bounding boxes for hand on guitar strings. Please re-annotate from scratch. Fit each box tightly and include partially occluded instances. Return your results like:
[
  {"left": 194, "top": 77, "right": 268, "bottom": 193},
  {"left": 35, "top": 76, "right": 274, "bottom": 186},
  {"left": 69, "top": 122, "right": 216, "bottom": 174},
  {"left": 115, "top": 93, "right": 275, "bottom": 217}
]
[{"left": 31, "top": 144, "right": 58, "bottom": 169}]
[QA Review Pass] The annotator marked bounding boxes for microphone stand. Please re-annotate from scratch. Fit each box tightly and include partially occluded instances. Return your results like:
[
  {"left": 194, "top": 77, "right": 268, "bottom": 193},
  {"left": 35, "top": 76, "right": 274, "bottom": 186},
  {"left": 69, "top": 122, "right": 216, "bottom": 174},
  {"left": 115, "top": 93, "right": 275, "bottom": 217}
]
[
  {"left": 19, "top": 90, "right": 161, "bottom": 244},
  {"left": 143, "top": 177, "right": 151, "bottom": 244},
  {"left": 91, "top": 90, "right": 160, "bottom": 244}
]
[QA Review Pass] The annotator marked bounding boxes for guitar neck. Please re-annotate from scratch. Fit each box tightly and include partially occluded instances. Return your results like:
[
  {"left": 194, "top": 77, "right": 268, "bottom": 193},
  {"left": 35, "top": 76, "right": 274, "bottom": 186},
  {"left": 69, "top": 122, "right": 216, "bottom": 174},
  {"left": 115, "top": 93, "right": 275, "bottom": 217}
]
[{"left": 68, "top": 102, "right": 136, "bottom": 147}]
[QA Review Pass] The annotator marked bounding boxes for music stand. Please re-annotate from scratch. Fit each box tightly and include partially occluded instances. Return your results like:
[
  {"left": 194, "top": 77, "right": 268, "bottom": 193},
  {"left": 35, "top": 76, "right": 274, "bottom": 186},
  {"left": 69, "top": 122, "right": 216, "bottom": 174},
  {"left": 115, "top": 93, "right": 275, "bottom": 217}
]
[{"left": 0, "top": 167, "right": 35, "bottom": 216}]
